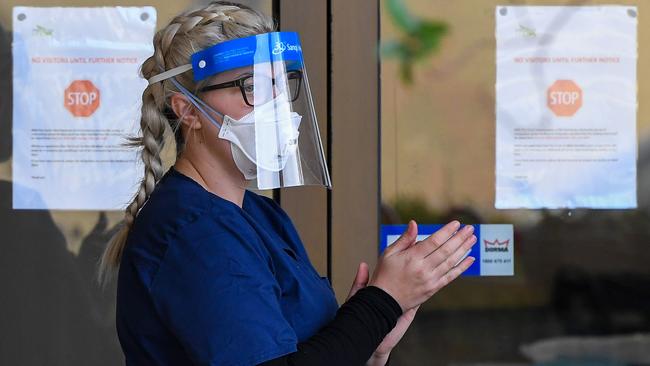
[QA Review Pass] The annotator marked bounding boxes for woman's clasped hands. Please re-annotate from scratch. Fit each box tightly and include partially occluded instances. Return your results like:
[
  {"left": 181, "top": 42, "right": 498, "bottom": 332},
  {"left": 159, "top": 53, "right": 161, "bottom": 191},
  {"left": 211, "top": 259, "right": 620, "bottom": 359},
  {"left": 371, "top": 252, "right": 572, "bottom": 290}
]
[{"left": 346, "top": 220, "right": 477, "bottom": 366}]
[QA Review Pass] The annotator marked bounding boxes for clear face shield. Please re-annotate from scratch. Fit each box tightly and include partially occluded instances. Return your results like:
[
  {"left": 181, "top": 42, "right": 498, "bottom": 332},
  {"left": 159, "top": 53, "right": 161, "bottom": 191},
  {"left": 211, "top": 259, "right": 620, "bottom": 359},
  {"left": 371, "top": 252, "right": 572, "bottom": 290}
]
[{"left": 148, "top": 32, "right": 331, "bottom": 190}]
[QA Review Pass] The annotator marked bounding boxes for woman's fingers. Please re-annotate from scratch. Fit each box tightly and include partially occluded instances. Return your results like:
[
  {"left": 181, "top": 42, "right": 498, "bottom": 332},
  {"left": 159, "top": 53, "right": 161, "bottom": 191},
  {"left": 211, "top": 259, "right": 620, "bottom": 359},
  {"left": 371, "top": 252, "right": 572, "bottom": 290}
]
[
  {"left": 430, "top": 233, "right": 477, "bottom": 279},
  {"left": 410, "top": 220, "right": 460, "bottom": 258},
  {"left": 430, "top": 256, "right": 475, "bottom": 294},
  {"left": 422, "top": 224, "right": 475, "bottom": 269}
]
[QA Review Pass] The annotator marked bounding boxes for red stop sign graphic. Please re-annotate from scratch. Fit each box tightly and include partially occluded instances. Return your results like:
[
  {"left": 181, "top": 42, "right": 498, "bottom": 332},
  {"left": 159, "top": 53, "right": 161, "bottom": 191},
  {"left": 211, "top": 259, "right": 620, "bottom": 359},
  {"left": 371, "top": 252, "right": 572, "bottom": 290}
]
[
  {"left": 64, "top": 80, "right": 100, "bottom": 117},
  {"left": 547, "top": 80, "right": 582, "bottom": 117}
]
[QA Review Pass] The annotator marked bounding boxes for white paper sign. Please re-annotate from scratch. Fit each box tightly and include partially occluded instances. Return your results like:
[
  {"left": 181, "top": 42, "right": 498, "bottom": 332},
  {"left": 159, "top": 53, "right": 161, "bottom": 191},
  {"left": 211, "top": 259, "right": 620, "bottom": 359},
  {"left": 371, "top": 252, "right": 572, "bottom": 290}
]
[
  {"left": 12, "top": 7, "right": 156, "bottom": 210},
  {"left": 495, "top": 6, "right": 637, "bottom": 209}
]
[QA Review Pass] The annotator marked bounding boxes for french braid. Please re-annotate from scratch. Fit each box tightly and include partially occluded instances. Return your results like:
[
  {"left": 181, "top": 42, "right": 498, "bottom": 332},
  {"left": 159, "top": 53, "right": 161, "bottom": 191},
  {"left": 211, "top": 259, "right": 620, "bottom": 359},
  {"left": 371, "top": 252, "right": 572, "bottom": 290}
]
[{"left": 98, "top": 1, "right": 275, "bottom": 284}]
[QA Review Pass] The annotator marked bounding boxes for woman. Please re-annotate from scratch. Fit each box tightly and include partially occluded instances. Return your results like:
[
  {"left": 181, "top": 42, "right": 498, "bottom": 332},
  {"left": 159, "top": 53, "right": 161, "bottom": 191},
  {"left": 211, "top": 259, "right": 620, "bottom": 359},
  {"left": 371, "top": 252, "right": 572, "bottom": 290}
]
[{"left": 100, "top": 2, "right": 477, "bottom": 365}]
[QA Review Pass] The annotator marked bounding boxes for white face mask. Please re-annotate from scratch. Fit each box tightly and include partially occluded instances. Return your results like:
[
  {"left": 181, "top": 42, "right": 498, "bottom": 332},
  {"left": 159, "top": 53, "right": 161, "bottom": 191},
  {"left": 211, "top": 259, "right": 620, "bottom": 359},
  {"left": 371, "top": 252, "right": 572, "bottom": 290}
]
[
  {"left": 217, "top": 94, "right": 302, "bottom": 180},
  {"left": 164, "top": 79, "right": 302, "bottom": 181}
]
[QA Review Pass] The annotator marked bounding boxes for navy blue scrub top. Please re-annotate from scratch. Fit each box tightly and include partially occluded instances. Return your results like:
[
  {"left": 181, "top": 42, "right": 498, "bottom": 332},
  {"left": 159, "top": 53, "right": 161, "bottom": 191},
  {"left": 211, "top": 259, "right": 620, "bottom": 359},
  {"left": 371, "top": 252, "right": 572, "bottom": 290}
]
[{"left": 116, "top": 167, "right": 339, "bottom": 366}]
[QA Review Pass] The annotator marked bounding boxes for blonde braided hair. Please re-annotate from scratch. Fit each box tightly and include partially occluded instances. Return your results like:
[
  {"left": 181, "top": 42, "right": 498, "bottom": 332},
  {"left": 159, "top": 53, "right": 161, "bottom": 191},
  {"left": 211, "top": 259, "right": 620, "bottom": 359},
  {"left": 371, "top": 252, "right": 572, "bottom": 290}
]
[{"left": 99, "top": 1, "right": 275, "bottom": 283}]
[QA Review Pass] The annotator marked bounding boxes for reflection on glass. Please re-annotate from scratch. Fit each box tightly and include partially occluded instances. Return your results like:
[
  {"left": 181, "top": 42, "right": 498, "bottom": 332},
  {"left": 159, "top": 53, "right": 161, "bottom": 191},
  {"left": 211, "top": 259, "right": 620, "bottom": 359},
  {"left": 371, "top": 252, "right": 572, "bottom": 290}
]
[
  {"left": 381, "top": 1, "right": 650, "bottom": 365},
  {"left": 0, "top": 1, "right": 274, "bottom": 364}
]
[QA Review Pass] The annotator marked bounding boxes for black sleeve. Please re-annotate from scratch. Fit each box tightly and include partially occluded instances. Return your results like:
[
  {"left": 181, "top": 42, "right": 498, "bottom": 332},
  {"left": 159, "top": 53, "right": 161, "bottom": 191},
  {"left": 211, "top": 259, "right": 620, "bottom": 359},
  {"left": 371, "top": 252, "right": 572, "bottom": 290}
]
[{"left": 257, "top": 286, "right": 402, "bottom": 366}]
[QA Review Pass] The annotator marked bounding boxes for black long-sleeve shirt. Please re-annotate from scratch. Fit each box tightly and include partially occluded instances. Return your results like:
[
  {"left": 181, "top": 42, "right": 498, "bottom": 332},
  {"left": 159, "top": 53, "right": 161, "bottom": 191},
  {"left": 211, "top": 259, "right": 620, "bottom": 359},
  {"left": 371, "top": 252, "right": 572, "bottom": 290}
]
[{"left": 258, "top": 286, "right": 402, "bottom": 366}]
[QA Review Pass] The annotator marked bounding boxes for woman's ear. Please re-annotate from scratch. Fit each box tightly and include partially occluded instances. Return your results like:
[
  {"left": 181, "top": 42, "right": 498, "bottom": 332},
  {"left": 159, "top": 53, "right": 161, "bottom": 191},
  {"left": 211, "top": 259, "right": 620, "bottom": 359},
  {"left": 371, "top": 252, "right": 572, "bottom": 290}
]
[{"left": 170, "top": 93, "right": 201, "bottom": 130}]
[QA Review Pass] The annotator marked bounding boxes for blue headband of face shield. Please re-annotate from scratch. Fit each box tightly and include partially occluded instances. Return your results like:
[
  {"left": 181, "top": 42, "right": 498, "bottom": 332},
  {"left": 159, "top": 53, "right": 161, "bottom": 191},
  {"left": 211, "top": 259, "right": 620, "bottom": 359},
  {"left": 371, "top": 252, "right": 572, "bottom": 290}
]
[{"left": 148, "top": 31, "right": 305, "bottom": 129}]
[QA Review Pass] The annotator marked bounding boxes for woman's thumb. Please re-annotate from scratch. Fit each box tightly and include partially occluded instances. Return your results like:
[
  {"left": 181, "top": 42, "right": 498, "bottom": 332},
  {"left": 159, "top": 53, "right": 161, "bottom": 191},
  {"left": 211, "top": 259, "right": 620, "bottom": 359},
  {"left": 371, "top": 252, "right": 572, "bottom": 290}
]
[
  {"left": 386, "top": 220, "right": 418, "bottom": 254},
  {"left": 346, "top": 262, "right": 369, "bottom": 301}
]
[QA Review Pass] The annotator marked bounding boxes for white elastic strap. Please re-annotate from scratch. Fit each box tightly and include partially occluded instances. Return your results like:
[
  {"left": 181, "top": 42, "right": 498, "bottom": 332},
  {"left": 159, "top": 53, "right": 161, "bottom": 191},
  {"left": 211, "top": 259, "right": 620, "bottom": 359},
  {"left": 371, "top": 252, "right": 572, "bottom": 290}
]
[
  {"left": 168, "top": 77, "right": 223, "bottom": 129},
  {"left": 148, "top": 63, "right": 192, "bottom": 85}
]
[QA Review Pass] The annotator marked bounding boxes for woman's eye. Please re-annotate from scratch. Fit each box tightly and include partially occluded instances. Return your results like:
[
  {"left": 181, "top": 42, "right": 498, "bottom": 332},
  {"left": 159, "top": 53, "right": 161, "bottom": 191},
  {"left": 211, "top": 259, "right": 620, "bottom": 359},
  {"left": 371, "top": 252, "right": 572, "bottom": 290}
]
[{"left": 243, "top": 85, "right": 254, "bottom": 93}]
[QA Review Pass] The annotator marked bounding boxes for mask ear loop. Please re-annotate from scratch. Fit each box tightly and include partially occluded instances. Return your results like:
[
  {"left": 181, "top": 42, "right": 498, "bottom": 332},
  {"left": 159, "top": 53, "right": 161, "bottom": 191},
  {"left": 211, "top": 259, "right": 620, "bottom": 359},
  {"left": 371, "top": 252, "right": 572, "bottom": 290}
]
[
  {"left": 167, "top": 77, "right": 225, "bottom": 130},
  {"left": 170, "top": 77, "right": 252, "bottom": 189},
  {"left": 152, "top": 66, "right": 253, "bottom": 189},
  {"left": 151, "top": 64, "right": 226, "bottom": 129}
]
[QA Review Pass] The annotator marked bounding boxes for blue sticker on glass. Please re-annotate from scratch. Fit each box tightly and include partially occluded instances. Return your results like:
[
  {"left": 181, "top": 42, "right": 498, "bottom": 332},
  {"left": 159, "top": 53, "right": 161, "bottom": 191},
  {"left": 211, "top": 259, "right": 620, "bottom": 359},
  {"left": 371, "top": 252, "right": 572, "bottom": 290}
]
[{"left": 380, "top": 224, "right": 514, "bottom": 276}]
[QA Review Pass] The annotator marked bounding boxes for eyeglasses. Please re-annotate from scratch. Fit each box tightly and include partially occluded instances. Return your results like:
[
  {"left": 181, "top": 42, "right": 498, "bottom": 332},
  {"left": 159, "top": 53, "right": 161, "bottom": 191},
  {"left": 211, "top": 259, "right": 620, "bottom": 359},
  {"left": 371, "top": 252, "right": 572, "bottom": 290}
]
[{"left": 199, "top": 69, "right": 303, "bottom": 107}]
